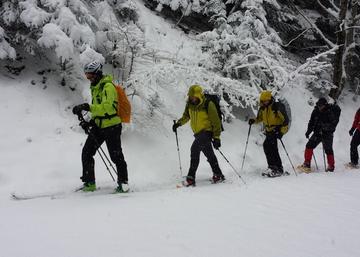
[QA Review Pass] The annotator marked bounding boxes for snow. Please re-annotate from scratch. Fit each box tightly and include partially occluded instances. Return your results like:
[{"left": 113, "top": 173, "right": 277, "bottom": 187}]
[{"left": 1, "top": 1, "right": 360, "bottom": 257}]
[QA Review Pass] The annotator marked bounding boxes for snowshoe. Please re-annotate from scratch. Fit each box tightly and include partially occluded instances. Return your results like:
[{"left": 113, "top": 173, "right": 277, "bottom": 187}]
[
  {"left": 262, "top": 169, "right": 288, "bottom": 178},
  {"left": 345, "top": 162, "right": 359, "bottom": 169},
  {"left": 182, "top": 176, "right": 196, "bottom": 187},
  {"left": 114, "top": 183, "right": 130, "bottom": 193},
  {"left": 210, "top": 174, "right": 225, "bottom": 184},
  {"left": 297, "top": 164, "right": 312, "bottom": 173}
]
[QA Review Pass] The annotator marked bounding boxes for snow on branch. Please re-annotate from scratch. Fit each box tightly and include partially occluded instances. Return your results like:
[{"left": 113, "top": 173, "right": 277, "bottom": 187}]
[
  {"left": 317, "top": 0, "right": 339, "bottom": 20},
  {"left": 290, "top": 0, "right": 335, "bottom": 48},
  {"left": 0, "top": 26, "right": 16, "bottom": 59},
  {"left": 19, "top": 0, "right": 51, "bottom": 28},
  {"left": 37, "top": 23, "right": 74, "bottom": 62}
]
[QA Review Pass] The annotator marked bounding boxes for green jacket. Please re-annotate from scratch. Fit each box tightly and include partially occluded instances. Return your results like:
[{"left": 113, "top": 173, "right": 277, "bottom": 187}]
[
  {"left": 177, "top": 85, "right": 222, "bottom": 139},
  {"left": 90, "top": 75, "right": 121, "bottom": 128},
  {"left": 255, "top": 101, "right": 289, "bottom": 135}
]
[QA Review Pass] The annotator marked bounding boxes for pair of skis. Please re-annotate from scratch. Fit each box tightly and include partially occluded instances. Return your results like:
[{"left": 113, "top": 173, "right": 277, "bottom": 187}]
[{"left": 11, "top": 186, "right": 129, "bottom": 201}]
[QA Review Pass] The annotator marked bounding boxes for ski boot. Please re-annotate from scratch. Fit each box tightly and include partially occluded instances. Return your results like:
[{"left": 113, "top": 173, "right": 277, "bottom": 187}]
[
  {"left": 115, "top": 183, "right": 130, "bottom": 193},
  {"left": 81, "top": 182, "right": 96, "bottom": 192},
  {"left": 182, "top": 176, "right": 196, "bottom": 187}
]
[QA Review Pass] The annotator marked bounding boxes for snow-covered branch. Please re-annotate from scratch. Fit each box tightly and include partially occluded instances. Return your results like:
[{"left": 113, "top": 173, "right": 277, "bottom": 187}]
[{"left": 317, "top": 0, "right": 339, "bottom": 20}]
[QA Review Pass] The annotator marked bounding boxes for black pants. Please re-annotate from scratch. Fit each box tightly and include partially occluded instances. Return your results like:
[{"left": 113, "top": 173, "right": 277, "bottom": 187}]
[
  {"left": 306, "top": 133, "right": 334, "bottom": 155},
  {"left": 81, "top": 124, "right": 128, "bottom": 184},
  {"left": 351, "top": 129, "right": 360, "bottom": 165},
  {"left": 187, "top": 131, "right": 222, "bottom": 179},
  {"left": 263, "top": 134, "right": 283, "bottom": 171}
]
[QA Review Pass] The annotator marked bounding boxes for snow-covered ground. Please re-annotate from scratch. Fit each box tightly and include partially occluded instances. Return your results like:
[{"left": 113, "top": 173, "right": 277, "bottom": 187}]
[
  {"left": 1, "top": 63, "right": 360, "bottom": 257},
  {"left": 1, "top": 1, "right": 360, "bottom": 256}
]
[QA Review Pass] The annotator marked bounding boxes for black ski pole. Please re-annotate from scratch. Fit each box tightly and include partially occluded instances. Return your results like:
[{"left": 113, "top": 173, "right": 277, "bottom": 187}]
[
  {"left": 77, "top": 114, "right": 116, "bottom": 181},
  {"left": 217, "top": 149, "right": 246, "bottom": 184},
  {"left": 173, "top": 120, "right": 183, "bottom": 177},
  {"left": 279, "top": 138, "right": 298, "bottom": 176},
  {"left": 241, "top": 124, "right": 252, "bottom": 172}
]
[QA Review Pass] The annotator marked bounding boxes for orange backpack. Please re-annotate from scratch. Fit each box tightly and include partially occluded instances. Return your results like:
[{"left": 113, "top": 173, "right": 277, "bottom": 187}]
[{"left": 113, "top": 83, "right": 131, "bottom": 123}]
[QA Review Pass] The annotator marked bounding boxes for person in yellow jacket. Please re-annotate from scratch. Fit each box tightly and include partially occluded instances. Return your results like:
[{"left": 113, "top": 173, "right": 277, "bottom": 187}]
[
  {"left": 173, "top": 85, "right": 225, "bottom": 186},
  {"left": 248, "top": 91, "right": 289, "bottom": 177}
]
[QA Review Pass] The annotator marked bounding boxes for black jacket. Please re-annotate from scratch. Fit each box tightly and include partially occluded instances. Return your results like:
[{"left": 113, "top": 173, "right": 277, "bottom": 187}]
[{"left": 306, "top": 104, "right": 341, "bottom": 135}]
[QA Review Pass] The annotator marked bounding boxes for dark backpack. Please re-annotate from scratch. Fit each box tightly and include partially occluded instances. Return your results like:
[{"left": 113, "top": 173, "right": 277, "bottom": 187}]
[
  {"left": 273, "top": 99, "right": 291, "bottom": 129},
  {"left": 204, "top": 93, "right": 224, "bottom": 131},
  {"left": 330, "top": 103, "right": 341, "bottom": 128}
]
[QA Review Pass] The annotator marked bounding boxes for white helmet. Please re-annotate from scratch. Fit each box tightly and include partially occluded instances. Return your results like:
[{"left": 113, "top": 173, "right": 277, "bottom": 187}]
[{"left": 84, "top": 61, "right": 103, "bottom": 74}]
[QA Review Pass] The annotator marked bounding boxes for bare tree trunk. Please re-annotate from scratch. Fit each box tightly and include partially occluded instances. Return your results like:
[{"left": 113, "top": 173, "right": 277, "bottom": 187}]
[{"left": 330, "top": 0, "right": 349, "bottom": 100}]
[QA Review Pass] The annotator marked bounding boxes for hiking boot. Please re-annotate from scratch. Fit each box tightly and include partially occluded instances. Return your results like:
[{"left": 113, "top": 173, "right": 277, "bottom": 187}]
[
  {"left": 115, "top": 183, "right": 130, "bottom": 193},
  {"left": 326, "top": 166, "right": 335, "bottom": 172},
  {"left": 211, "top": 174, "right": 225, "bottom": 184},
  {"left": 82, "top": 182, "right": 96, "bottom": 192},
  {"left": 182, "top": 176, "right": 196, "bottom": 187}
]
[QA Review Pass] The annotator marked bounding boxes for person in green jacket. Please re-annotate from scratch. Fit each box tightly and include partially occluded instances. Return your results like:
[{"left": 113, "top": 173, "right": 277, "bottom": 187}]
[
  {"left": 72, "top": 61, "right": 129, "bottom": 193},
  {"left": 173, "top": 85, "right": 225, "bottom": 186},
  {"left": 248, "top": 90, "right": 289, "bottom": 177}
]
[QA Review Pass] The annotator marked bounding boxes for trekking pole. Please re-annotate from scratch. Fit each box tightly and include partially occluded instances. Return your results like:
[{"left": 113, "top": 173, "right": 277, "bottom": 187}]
[
  {"left": 77, "top": 114, "right": 116, "bottom": 181},
  {"left": 279, "top": 138, "right": 298, "bottom": 176},
  {"left": 322, "top": 147, "right": 327, "bottom": 172},
  {"left": 321, "top": 134, "right": 327, "bottom": 172},
  {"left": 313, "top": 152, "right": 319, "bottom": 170},
  {"left": 217, "top": 149, "right": 246, "bottom": 184},
  {"left": 241, "top": 124, "right": 252, "bottom": 172},
  {"left": 173, "top": 120, "right": 183, "bottom": 177}
]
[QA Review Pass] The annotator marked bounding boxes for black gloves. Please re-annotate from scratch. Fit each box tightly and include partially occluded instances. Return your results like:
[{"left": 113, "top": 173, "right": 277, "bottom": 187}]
[
  {"left": 274, "top": 127, "right": 283, "bottom": 139},
  {"left": 212, "top": 138, "right": 221, "bottom": 149},
  {"left": 349, "top": 127, "right": 355, "bottom": 136},
  {"left": 248, "top": 118, "right": 255, "bottom": 125},
  {"left": 72, "top": 103, "right": 90, "bottom": 115},
  {"left": 305, "top": 130, "right": 311, "bottom": 139},
  {"left": 80, "top": 120, "right": 97, "bottom": 134},
  {"left": 172, "top": 122, "right": 181, "bottom": 132},
  {"left": 80, "top": 121, "right": 90, "bottom": 132}
]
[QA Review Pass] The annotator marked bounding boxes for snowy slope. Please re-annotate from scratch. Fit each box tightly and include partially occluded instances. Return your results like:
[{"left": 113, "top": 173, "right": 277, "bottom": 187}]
[{"left": 1, "top": 1, "right": 360, "bottom": 257}]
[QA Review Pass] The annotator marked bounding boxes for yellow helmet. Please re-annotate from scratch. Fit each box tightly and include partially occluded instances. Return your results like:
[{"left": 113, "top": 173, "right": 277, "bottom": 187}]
[{"left": 259, "top": 90, "right": 272, "bottom": 102}]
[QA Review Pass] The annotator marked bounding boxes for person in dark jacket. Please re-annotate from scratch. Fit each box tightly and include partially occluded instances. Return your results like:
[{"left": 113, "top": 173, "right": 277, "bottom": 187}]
[
  {"left": 72, "top": 61, "right": 129, "bottom": 193},
  {"left": 172, "top": 85, "right": 224, "bottom": 186},
  {"left": 300, "top": 98, "right": 341, "bottom": 172},
  {"left": 348, "top": 108, "right": 360, "bottom": 168}
]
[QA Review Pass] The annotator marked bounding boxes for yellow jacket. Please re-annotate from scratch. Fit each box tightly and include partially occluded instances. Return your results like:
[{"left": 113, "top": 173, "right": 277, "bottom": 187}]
[
  {"left": 177, "top": 85, "right": 222, "bottom": 139},
  {"left": 255, "top": 101, "right": 289, "bottom": 135}
]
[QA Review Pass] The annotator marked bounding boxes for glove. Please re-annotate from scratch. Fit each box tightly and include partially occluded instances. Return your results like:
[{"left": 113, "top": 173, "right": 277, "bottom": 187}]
[
  {"left": 248, "top": 118, "right": 255, "bottom": 125},
  {"left": 72, "top": 103, "right": 90, "bottom": 115},
  {"left": 274, "top": 129, "right": 283, "bottom": 139},
  {"left": 212, "top": 138, "right": 221, "bottom": 149},
  {"left": 172, "top": 122, "right": 181, "bottom": 132},
  {"left": 305, "top": 130, "right": 311, "bottom": 139},
  {"left": 349, "top": 127, "right": 355, "bottom": 136},
  {"left": 80, "top": 121, "right": 90, "bottom": 133}
]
